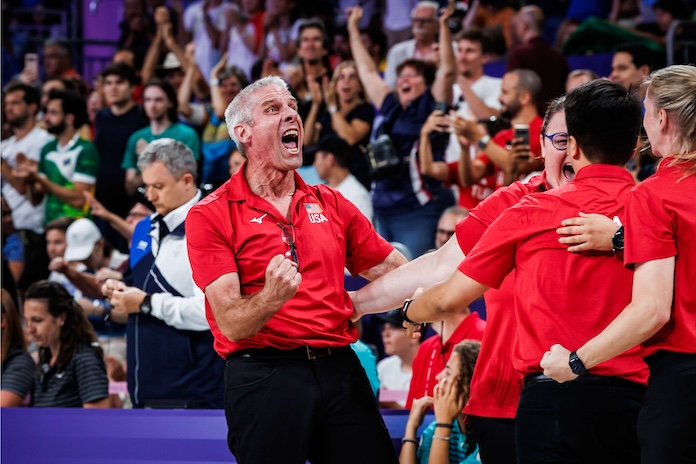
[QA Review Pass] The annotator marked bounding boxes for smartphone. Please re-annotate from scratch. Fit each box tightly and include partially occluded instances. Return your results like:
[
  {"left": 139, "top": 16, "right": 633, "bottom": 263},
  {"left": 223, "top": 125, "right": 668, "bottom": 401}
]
[
  {"left": 24, "top": 53, "right": 39, "bottom": 75},
  {"left": 513, "top": 124, "right": 530, "bottom": 146},
  {"left": 434, "top": 101, "right": 448, "bottom": 113}
]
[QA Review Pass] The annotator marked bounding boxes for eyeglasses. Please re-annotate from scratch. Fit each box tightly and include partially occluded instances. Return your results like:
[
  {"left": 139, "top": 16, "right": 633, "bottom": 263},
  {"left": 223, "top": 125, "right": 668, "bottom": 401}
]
[
  {"left": 277, "top": 223, "right": 300, "bottom": 271},
  {"left": 542, "top": 132, "right": 569, "bottom": 151}
]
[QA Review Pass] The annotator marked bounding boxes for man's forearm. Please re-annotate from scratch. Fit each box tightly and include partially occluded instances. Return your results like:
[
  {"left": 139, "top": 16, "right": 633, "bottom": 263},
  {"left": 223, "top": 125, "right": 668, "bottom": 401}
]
[
  {"left": 354, "top": 239, "right": 464, "bottom": 315},
  {"left": 406, "top": 271, "right": 488, "bottom": 323}
]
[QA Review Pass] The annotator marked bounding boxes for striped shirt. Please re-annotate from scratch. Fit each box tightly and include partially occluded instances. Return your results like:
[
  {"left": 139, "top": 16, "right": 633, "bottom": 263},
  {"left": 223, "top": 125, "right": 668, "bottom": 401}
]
[
  {"left": 1, "top": 345, "right": 35, "bottom": 401},
  {"left": 33, "top": 344, "right": 108, "bottom": 408}
]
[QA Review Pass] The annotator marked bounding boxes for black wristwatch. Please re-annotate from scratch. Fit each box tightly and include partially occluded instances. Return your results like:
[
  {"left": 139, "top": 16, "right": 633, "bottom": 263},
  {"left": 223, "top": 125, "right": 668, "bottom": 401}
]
[
  {"left": 569, "top": 350, "right": 587, "bottom": 376},
  {"left": 139, "top": 294, "right": 152, "bottom": 314},
  {"left": 400, "top": 299, "right": 425, "bottom": 330},
  {"left": 612, "top": 225, "right": 624, "bottom": 253}
]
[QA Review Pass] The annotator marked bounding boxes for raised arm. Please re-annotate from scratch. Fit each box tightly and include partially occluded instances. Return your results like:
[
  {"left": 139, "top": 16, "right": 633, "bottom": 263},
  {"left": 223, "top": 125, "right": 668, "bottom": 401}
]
[
  {"left": 205, "top": 255, "right": 301, "bottom": 342},
  {"left": 418, "top": 110, "right": 451, "bottom": 182},
  {"left": 431, "top": 2, "right": 456, "bottom": 104},
  {"left": 347, "top": 7, "right": 391, "bottom": 109}
]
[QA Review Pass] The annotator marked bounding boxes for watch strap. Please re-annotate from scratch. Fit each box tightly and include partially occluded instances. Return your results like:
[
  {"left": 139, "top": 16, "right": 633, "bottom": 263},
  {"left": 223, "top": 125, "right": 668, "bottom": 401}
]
[
  {"left": 139, "top": 294, "right": 152, "bottom": 314},
  {"left": 569, "top": 350, "right": 587, "bottom": 376}
]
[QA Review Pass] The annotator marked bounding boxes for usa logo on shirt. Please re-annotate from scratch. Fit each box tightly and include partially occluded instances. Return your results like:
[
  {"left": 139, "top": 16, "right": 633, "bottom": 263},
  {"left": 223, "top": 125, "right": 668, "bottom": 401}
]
[{"left": 305, "top": 203, "right": 328, "bottom": 224}]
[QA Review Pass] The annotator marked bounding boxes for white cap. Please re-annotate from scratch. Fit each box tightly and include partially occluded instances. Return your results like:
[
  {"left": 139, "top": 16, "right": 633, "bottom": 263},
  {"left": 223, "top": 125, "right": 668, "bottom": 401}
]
[
  {"left": 63, "top": 218, "right": 102, "bottom": 262},
  {"left": 161, "top": 52, "right": 182, "bottom": 70}
]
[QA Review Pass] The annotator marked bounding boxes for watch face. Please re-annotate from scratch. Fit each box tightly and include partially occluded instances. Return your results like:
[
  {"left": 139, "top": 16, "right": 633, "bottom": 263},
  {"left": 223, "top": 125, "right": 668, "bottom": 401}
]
[{"left": 569, "top": 353, "right": 586, "bottom": 375}]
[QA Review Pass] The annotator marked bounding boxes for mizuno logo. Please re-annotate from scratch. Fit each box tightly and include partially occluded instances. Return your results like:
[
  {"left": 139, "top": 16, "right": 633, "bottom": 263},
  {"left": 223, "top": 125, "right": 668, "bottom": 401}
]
[{"left": 250, "top": 213, "right": 267, "bottom": 224}]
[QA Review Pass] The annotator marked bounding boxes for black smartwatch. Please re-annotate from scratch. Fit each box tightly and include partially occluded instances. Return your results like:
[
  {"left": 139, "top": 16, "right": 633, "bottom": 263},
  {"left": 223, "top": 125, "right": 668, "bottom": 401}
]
[
  {"left": 139, "top": 294, "right": 152, "bottom": 314},
  {"left": 612, "top": 225, "right": 624, "bottom": 253},
  {"left": 400, "top": 299, "right": 425, "bottom": 331},
  {"left": 569, "top": 350, "right": 587, "bottom": 376}
]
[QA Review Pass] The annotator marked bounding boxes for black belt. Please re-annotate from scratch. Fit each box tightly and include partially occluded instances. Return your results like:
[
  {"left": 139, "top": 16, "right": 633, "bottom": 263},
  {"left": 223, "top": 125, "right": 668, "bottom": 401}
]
[
  {"left": 524, "top": 372, "right": 645, "bottom": 389},
  {"left": 227, "top": 345, "right": 350, "bottom": 360}
]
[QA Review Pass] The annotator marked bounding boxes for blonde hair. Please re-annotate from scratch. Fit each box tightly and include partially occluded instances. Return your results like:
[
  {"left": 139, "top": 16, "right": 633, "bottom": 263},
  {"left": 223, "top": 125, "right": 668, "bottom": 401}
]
[
  {"left": 645, "top": 65, "right": 696, "bottom": 175},
  {"left": 331, "top": 61, "right": 366, "bottom": 105}
]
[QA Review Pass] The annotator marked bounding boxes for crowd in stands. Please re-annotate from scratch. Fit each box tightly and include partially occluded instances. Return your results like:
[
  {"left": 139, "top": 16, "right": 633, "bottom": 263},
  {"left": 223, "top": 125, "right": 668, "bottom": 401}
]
[{"left": 1, "top": 0, "right": 695, "bottom": 461}]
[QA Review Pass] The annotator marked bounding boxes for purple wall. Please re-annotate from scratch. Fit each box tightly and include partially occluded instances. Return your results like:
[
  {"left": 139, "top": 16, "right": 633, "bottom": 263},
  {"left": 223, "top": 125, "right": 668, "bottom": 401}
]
[{"left": 81, "top": 0, "right": 123, "bottom": 82}]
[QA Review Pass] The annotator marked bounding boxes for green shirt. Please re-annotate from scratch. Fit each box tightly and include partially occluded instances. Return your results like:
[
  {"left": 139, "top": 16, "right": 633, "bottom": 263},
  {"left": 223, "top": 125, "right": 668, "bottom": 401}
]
[
  {"left": 39, "top": 136, "right": 99, "bottom": 224},
  {"left": 121, "top": 122, "right": 201, "bottom": 171}
]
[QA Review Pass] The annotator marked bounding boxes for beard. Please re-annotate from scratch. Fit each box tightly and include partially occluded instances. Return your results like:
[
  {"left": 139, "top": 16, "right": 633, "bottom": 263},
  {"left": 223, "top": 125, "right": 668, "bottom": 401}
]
[
  {"left": 6, "top": 112, "right": 29, "bottom": 129},
  {"left": 46, "top": 119, "right": 67, "bottom": 135},
  {"left": 501, "top": 100, "right": 522, "bottom": 120}
]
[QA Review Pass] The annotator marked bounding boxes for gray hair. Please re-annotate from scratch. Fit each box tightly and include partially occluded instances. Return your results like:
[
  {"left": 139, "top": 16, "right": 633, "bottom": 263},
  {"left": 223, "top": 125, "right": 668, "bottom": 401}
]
[
  {"left": 224, "top": 75, "right": 289, "bottom": 157},
  {"left": 137, "top": 138, "right": 197, "bottom": 179},
  {"left": 412, "top": 1, "right": 439, "bottom": 19},
  {"left": 509, "top": 69, "right": 543, "bottom": 105},
  {"left": 441, "top": 205, "right": 469, "bottom": 221}
]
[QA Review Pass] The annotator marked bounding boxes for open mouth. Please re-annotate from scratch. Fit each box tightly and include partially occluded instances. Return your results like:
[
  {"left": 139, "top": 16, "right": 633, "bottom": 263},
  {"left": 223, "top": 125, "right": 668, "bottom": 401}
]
[
  {"left": 281, "top": 129, "right": 299, "bottom": 154},
  {"left": 562, "top": 163, "right": 576, "bottom": 181}
]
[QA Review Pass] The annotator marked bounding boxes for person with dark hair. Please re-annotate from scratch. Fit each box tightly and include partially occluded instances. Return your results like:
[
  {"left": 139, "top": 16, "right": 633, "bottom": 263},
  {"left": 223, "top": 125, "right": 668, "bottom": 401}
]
[
  {"left": 94, "top": 62, "right": 148, "bottom": 252},
  {"left": 121, "top": 79, "right": 200, "bottom": 196},
  {"left": 13, "top": 90, "right": 99, "bottom": 225},
  {"left": 609, "top": 43, "right": 655, "bottom": 97},
  {"left": 1, "top": 82, "right": 54, "bottom": 290},
  {"left": 348, "top": 5, "right": 457, "bottom": 258},
  {"left": 401, "top": 340, "right": 481, "bottom": 464},
  {"left": 1, "top": 288, "right": 34, "bottom": 407},
  {"left": 400, "top": 79, "right": 646, "bottom": 464},
  {"left": 23, "top": 280, "right": 109, "bottom": 408},
  {"left": 542, "top": 64, "right": 696, "bottom": 464},
  {"left": 507, "top": 5, "right": 570, "bottom": 113}
]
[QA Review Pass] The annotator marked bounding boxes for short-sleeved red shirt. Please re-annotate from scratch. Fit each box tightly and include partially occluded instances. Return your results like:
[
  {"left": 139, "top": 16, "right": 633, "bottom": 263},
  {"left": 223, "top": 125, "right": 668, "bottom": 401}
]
[
  {"left": 459, "top": 165, "right": 648, "bottom": 385},
  {"left": 186, "top": 165, "right": 393, "bottom": 357},
  {"left": 405, "top": 313, "right": 486, "bottom": 409},
  {"left": 624, "top": 160, "right": 696, "bottom": 356},
  {"left": 457, "top": 173, "right": 549, "bottom": 419}
]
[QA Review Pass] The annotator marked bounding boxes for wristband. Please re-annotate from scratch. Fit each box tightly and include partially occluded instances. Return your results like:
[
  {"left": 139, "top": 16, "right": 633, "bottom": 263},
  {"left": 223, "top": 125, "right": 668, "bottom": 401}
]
[
  {"left": 401, "top": 437, "right": 419, "bottom": 446},
  {"left": 140, "top": 294, "right": 152, "bottom": 315},
  {"left": 209, "top": 78, "right": 220, "bottom": 87},
  {"left": 435, "top": 422, "right": 453, "bottom": 429},
  {"left": 433, "top": 435, "right": 451, "bottom": 441},
  {"left": 327, "top": 105, "right": 338, "bottom": 114}
]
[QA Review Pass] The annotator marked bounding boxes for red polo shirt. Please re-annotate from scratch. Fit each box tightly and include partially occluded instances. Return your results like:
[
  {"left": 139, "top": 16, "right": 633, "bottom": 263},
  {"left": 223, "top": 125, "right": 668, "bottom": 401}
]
[
  {"left": 186, "top": 164, "right": 393, "bottom": 357},
  {"left": 405, "top": 312, "right": 486, "bottom": 409},
  {"left": 624, "top": 160, "right": 696, "bottom": 356},
  {"left": 457, "top": 173, "right": 550, "bottom": 419},
  {"left": 459, "top": 164, "right": 648, "bottom": 385}
]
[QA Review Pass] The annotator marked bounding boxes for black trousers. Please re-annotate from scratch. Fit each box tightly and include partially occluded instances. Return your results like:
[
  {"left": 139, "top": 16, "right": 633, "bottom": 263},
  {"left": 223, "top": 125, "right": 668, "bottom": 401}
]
[
  {"left": 224, "top": 347, "right": 398, "bottom": 464},
  {"left": 638, "top": 351, "right": 696, "bottom": 464},
  {"left": 515, "top": 374, "right": 645, "bottom": 464},
  {"left": 468, "top": 415, "right": 516, "bottom": 464}
]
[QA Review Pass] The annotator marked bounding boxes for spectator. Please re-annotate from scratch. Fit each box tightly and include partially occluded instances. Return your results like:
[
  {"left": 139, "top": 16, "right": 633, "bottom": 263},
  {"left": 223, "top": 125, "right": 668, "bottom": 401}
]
[
  {"left": 261, "top": 0, "right": 301, "bottom": 67},
  {"left": 103, "top": 138, "right": 224, "bottom": 409},
  {"left": 117, "top": 0, "right": 155, "bottom": 68},
  {"left": 183, "top": 0, "right": 234, "bottom": 81},
  {"left": 37, "top": 77, "right": 94, "bottom": 142},
  {"left": 507, "top": 5, "right": 570, "bottom": 113},
  {"left": 83, "top": 191, "right": 153, "bottom": 247},
  {"left": 313, "top": 134, "right": 373, "bottom": 223},
  {"left": 41, "top": 38, "right": 81, "bottom": 81},
  {"left": 94, "top": 62, "right": 147, "bottom": 251},
  {"left": 384, "top": 1, "right": 444, "bottom": 89},
  {"left": 454, "top": 69, "right": 544, "bottom": 188},
  {"left": 609, "top": 43, "right": 655, "bottom": 97},
  {"left": 1, "top": 288, "right": 34, "bottom": 407},
  {"left": 401, "top": 340, "right": 481, "bottom": 464},
  {"left": 1, "top": 197, "right": 24, "bottom": 285},
  {"left": 122, "top": 79, "right": 200, "bottom": 196},
  {"left": 228, "top": 148, "right": 244, "bottom": 176},
  {"left": 45, "top": 216, "right": 78, "bottom": 295},
  {"left": 348, "top": 5, "right": 456, "bottom": 258},
  {"left": 185, "top": 75, "right": 406, "bottom": 463},
  {"left": 374, "top": 309, "right": 420, "bottom": 409},
  {"left": 24, "top": 280, "right": 110, "bottom": 408},
  {"left": 180, "top": 53, "right": 248, "bottom": 188},
  {"left": 14, "top": 90, "right": 98, "bottom": 225},
  {"left": 297, "top": 19, "right": 332, "bottom": 86},
  {"left": 1, "top": 82, "right": 54, "bottom": 289},
  {"left": 220, "top": 0, "right": 264, "bottom": 81},
  {"left": 636, "top": 0, "right": 693, "bottom": 37},
  {"left": 142, "top": 6, "right": 188, "bottom": 92},
  {"left": 565, "top": 68, "right": 598, "bottom": 93},
  {"left": 435, "top": 206, "right": 468, "bottom": 250},
  {"left": 304, "top": 60, "right": 375, "bottom": 188}
]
